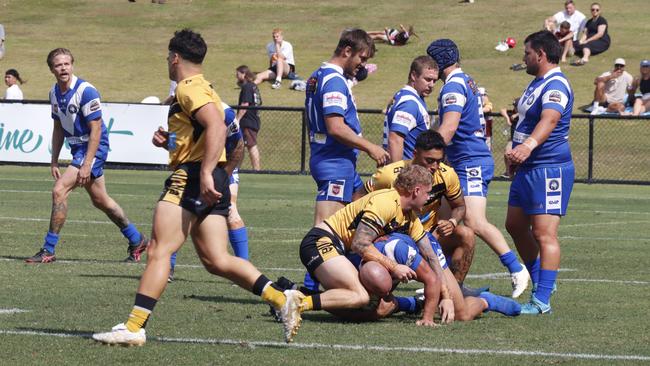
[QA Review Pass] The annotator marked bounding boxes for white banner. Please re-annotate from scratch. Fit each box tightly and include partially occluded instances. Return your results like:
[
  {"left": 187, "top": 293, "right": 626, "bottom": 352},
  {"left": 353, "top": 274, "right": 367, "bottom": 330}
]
[{"left": 0, "top": 102, "right": 169, "bottom": 164}]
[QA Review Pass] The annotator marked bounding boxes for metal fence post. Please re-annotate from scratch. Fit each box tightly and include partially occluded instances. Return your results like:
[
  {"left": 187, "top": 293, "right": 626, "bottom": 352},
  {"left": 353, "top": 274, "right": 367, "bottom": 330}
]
[
  {"left": 588, "top": 116, "right": 594, "bottom": 183},
  {"left": 300, "top": 109, "right": 307, "bottom": 174}
]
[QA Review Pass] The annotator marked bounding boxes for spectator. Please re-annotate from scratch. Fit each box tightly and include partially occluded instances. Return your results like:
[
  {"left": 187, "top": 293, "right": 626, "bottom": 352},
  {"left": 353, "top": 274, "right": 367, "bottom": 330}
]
[
  {"left": 592, "top": 58, "right": 633, "bottom": 114},
  {"left": 4, "top": 69, "right": 24, "bottom": 100},
  {"left": 544, "top": 0, "right": 586, "bottom": 41},
  {"left": 499, "top": 98, "right": 520, "bottom": 179},
  {"left": 0, "top": 24, "right": 5, "bottom": 60},
  {"left": 254, "top": 28, "right": 295, "bottom": 89},
  {"left": 236, "top": 65, "right": 262, "bottom": 171},
  {"left": 629, "top": 59, "right": 650, "bottom": 116},
  {"left": 555, "top": 21, "right": 574, "bottom": 63},
  {"left": 572, "top": 2, "right": 610, "bottom": 65},
  {"left": 367, "top": 24, "right": 416, "bottom": 46},
  {"left": 478, "top": 87, "right": 493, "bottom": 151}
]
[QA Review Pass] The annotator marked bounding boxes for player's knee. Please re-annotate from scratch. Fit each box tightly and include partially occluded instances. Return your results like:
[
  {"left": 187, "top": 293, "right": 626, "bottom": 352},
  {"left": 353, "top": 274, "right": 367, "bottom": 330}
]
[
  {"left": 456, "top": 310, "right": 475, "bottom": 322},
  {"left": 350, "top": 287, "right": 370, "bottom": 308},
  {"left": 455, "top": 225, "right": 475, "bottom": 250},
  {"left": 51, "top": 183, "right": 69, "bottom": 202},
  {"left": 531, "top": 227, "right": 558, "bottom": 246}
]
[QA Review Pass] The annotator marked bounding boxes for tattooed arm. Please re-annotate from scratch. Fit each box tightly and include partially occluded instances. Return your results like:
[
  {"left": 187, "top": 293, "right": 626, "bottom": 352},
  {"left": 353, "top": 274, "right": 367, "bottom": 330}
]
[
  {"left": 416, "top": 234, "right": 455, "bottom": 323},
  {"left": 352, "top": 222, "right": 416, "bottom": 282}
]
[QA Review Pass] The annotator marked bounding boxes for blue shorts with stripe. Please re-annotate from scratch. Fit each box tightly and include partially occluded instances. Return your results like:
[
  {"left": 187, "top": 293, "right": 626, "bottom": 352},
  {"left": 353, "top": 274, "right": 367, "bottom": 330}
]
[
  {"left": 508, "top": 162, "right": 574, "bottom": 215},
  {"left": 454, "top": 159, "right": 494, "bottom": 197},
  {"left": 315, "top": 173, "right": 363, "bottom": 202},
  {"left": 70, "top": 144, "right": 109, "bottom": 179}
]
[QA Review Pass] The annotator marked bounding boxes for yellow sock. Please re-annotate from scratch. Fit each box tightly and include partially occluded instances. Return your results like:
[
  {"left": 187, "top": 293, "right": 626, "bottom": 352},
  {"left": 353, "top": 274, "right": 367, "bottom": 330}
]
[
  {"left": 299, "top": 296, "right": 314, "bottom": 312},
  {"left": 125, "top": 306, "right": 151, "bottom": 332},
  {"left": 261, "top": 284, "right": 286, "bottom": 309}
]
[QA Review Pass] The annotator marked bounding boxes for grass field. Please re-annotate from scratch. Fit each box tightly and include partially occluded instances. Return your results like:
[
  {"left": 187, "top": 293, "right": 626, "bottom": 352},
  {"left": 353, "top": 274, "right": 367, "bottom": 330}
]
[
  {"left": 1, "top": 165, "right": 649, "bottom": 365},
  {"left": 2, "top": 0, "right": 649, "bottom": 110}
]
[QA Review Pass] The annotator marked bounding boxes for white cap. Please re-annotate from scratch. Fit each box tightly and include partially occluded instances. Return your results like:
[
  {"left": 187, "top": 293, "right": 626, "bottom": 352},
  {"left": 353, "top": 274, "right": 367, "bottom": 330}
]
[{"left": 614, "top": 58, "right": 626, "bottom": 66}]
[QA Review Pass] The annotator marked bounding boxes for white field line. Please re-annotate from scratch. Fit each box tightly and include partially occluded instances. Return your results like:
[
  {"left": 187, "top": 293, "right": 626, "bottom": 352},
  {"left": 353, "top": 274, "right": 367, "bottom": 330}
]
[
  {"left": 0, "top": 329, "right": 648, "bottom": 361},
  {"left": 563, "top": 220, "right": 650, "bottom": 227},
  {"left": 0, "top": 308, "right": 30, "bottom": 314},
  {"left": 0, "top": 257, "right": 647, "bottom": 285}
]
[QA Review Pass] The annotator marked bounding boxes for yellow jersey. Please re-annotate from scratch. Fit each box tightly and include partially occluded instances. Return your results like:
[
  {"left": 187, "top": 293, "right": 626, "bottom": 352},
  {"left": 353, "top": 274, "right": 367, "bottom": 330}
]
[
  {"left": 324, "top": 188, "right": 426, "bottom": 251},
  {"left": 364, "top": 160, "right": 462, "bottom": 232},
  {"left": 167, "top": 74, "right": 227, "bottom": 167}
]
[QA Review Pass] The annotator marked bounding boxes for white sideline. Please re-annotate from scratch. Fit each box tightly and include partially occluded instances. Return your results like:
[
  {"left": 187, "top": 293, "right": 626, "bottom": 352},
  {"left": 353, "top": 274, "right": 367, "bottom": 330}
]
[
  {"left": 0, "top": 329, "right": 648, "bottom": 361},
  {"left": 0, "top": 308, "right": 29, "bottom": 314}
]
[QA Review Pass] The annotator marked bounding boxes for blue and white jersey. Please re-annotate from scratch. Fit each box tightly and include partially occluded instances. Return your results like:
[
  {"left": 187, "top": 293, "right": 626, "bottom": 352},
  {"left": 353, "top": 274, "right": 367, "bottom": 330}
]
[
  {"left": 49, "top": 75, "right": 109, "bottom": 152},
  {"left": 514, "top": 67, "right": 573, "bottom": 167},
  {"left": 382, "top": 85, "right": 431, "bottom": 159},
  {"left": 306, "top": 63, "right": 362, "bottom": 180},
  {"left": 438, "top": 68, "right": 492, "bottom": 166},
  {"left": 221, "top": 102, "right": 242, "bottom": 155}
]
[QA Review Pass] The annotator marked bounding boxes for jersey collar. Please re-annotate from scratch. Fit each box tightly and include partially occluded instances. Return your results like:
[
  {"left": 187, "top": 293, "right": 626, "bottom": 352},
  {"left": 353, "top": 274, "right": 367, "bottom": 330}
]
[
  {"left": 402, "top": 85, "right": 419, "bottom": 95},
  {"left": 322, "top": 62, "right": 344, "bottom": 75},
  {"left": 540, "top": 67, "right": 562, "bottom": 80},
  {"left": 444, "top": 68, "right": 463, "bottom": 84}
]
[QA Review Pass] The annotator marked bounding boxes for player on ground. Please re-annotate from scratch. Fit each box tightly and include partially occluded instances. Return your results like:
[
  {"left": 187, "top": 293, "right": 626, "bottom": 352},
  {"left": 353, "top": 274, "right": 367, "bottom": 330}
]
[
  {"left": 25, "top": 48, "right": 148, "bottom": 264},
  {"left": 505, "top": 30, "right": 574, "bottom": 314},
  {"left": 295, "top": 165, "right": 454, "bottom": 332},
  {"left": 362, "top": 130, "right": 477, "bottom": 292},
  {"left": 426, "top": 39, "right": 530, "bottom": 298},
  {"left": 383, "top": 55, "right": 437, "bottom": 162},
  {"left": 92, "top": 29, "right": 302, "bottom": 346}
]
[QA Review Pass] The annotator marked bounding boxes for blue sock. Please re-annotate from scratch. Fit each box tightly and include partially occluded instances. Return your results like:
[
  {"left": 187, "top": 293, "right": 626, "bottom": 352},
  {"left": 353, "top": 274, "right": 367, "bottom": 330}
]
[
  {"left": 170, "top": 251, "right": 177, "bottom": 270},
  {"left": 499, "top": 251, "right": 524, "bottom": 273},
  {"left": 536, "top": 269, "right": 558, "bottom": 304},
  {"left": 395, "top": 296, "right": 417, "bottom": 313},
  {"left": 121, "top": 224, "right": 142, "bottom": 246},
  {"left": 43, "top": 231, "right": 59, "bottom": 253},
  {"left": 479, "top": 292, "right": 521, "bottom": 316},
  {"left": 303, "top": 272, "right": 320, "bottom": 292},
  {"left": 228, "top": 227, "right": 249, "bottom": 260},
  {"left": 525, "top": 258, "right": 541, "bottom": 290}
]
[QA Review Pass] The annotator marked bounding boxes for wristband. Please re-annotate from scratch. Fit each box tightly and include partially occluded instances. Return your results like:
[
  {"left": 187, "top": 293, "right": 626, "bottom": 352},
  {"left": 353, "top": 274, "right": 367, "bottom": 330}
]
[
  {"left": 448, "top": 218, "right": 458, "bottom": 228},
  {"left": 523, "top": 137, "right": 538, "bottom": 150}
]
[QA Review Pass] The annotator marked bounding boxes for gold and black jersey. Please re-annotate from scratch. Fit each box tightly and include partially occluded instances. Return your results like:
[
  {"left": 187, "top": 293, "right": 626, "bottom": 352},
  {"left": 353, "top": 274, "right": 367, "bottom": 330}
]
[
  {"left": 324, "top": 188, "right": 426, "bottom": 251},
  {"left": 167, "top": 74, "right": 227, "bottom": 167},
  {"left": 364, "top": 160, "right": 462, "bottom": 232}
]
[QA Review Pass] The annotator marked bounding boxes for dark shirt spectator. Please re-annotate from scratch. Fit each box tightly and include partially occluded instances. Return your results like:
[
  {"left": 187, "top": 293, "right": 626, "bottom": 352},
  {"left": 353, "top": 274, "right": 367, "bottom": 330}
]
[
  {"left": 236, "top": 65, "right": 263, "bottom": 170},
  {"left": 572, "top": 2, "right": 610, "bottom": 65}
]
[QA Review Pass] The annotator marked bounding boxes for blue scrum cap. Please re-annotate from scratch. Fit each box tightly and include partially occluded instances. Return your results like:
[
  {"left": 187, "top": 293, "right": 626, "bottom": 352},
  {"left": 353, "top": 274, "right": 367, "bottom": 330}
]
[{"left": 426, "top": 39, "right": 460, "bottom": 70}]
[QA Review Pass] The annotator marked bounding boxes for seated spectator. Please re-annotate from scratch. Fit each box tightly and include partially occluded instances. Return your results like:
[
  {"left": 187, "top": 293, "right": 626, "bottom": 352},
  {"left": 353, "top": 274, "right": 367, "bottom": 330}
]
[
  {"left": 592, "top": 58, "right": 633, "bottom": 114},
  {"left": 629, "top": 59, "right": 650, "bottom": 116},
  {"left": 0, "top": 24, "right": 5, "bottom": 60},
  {"left": 544, "top": 0, "right": 585, "bottom": 41},
  {"left": 367, "top": 24, "right": 416, "bottom": 46},
  {"left": 254, "top": 28, "right": 295, "bottom": 90},
  {"left": 555, "top": 21, "right": 574, "bottom": 63},
  {"left": 4, "top": 69, "right": 25, "bottom": 100},
  {"left": 572, "top": 2, "right": 610, "bottom": 65}
]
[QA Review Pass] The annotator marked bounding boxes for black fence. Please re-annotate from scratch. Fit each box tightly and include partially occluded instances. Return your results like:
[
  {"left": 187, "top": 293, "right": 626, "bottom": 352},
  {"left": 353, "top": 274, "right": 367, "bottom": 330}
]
[{"left": 240, "top": 106, "right": 650, "bottom": 185}]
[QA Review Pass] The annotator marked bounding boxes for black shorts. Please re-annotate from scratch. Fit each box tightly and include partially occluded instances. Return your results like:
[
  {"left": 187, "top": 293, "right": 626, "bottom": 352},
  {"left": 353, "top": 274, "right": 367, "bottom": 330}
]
[
  {"left": 269, "top": 63, "right": 296, "bottom": 75},
  {"left": 242, "top": 127, "right": 258, "bottom": 147},
  {"left": 160, "top": 162, "right": 231, "bottom": 218},
  {"left": 299, "top": 227, "right": 345, "bottom": 279}
]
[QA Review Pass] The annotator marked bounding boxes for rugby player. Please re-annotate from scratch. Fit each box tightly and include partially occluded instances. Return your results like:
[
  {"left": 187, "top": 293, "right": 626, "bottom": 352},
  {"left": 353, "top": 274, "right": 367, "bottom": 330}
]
[
  {"left": 383, "top": 55, "right": 437, "bottom": 162},
  {"left": 25, "top": 48, "right": 148, "bottom": 264},
  {"left": 92, "top": 29, "right": 302, "bottom": 346},
  {"left": 427, "top": 39, "right": 530, "bottom": 298},
  {"left": 505, "top": 30, "right": 574, "bottom": 314},
  {"left": 296, "top": 165, "right": 455, "bottom": 331}
]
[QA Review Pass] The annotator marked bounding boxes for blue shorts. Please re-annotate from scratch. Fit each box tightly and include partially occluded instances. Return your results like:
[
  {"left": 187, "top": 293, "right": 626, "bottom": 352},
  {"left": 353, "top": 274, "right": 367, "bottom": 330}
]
[
  {"left": 454, "top": 161, "right": 494, "bottom": 197},
  {"left": 315, "top": 173, "right": 363, "bottom": 202},
  {"left": 508, "top": 162, "right": 574, "bottom": 215},
  {"left": 70, "top": 145, "right": 108, "bottom": 179},
  {"left": 229, "top": 168, "right": 240, "bottom": 185}
]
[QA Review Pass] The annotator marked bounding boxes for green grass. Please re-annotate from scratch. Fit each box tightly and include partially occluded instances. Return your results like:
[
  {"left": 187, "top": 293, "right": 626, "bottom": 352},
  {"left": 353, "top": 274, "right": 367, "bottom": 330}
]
[
  {"left": 2, "top": 0, "right": 650, "bottom": 110},
  {"left": 1, "top": 165, "right": 649, "bottom": 365}
]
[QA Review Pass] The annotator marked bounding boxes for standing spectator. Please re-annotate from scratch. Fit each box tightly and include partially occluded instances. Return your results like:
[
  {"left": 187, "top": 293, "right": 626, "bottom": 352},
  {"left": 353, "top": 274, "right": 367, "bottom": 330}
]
[
  {"left": 236, "top": 65, "right": 262, "bottom": 171},
  {"left": 506, "top": 30, "right": 574, "bottom": 314},
  {"left": 478, "top": 87, "right": 493, "bottom": 151},
  {"left": 0, "top": 24, "right": 5, "bottom": 60},
  {"left": 383, "top": 55, "right": 437, "bottom": 162},
  {"left": 544, "top": 0, "right": 586, "bottom": 41},
  {"left": 499, "top": 97, "right": 520, "bottom": 179},
  {"left": 4, "top": 69, "right": 25, "bottom": 100},
  {"left": 629, "top": 59, "right": 650, "bottom": 116},
  {"left": 592, "top": 58, "right": 633, "bottom": 114},
  {"left": 427, "top": 38, "right": 529, "bottom": 299},
  {"left": 254, "top": 28, "right": 296, "bottom": 89},
  {"left": 572, "top": 2, "right": 610, "bottom": 65},
  {"left": 555, "top": 21, "right": 575, "bottom": 63}
]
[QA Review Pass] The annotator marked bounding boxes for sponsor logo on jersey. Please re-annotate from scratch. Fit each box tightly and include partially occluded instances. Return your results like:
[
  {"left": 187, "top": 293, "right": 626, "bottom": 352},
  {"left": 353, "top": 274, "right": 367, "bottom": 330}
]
[
  {"left": 393, "top": 111, "right": 415, "bottom": 127},
  {"left": 306, "top": 77, "right": 318, "bottom": 93},
  {"left": 67, "top": 104, "right": 78, "bottom": 114},
  {"left": 89, "top": 100, "right": 100, "bottom": 112},
  {"left": 526, "top": 94, "right": 535, "bottom": 105},
  {"left": 548, "top": 91, "right": 562, "bottom": 103},
  {"left": 443, "top": 94, "right": 457, "bottom": 105},
  {"left": 52, "top": 104, "right": 58, "bottom": 113},
  {"left": 323, "top": 91, "right": 346, "bottom": 108}
]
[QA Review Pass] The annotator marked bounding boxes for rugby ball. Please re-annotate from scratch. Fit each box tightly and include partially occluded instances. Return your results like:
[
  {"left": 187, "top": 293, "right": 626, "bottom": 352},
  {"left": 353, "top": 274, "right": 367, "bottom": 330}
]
[{"left": 359, "top": 261, "right": 392, "bottom": 297}]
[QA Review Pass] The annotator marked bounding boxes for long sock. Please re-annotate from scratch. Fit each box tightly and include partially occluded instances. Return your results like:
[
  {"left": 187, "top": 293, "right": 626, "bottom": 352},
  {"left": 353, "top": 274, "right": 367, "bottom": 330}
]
[
  {"left": 525, "top": 258, "right": 541, "bottom": 290},
  {"left": 499, "top": 251, "right": 524, "bottom": 273},
  {"left": 43, "top": 232, "right": 59, "bottom": 253},
  {"left": 536, "top": 269, "right": 558, "bottom": 304},
  {"left": 253, "top": 275, "right": 285, "bottom": 309},
  {"left": 395, "top": 296, "right": 417, "bottom": 313},
  {"left": 228, "top": 227, "right": 249, "bottom": 260},
  {"left": 300, "top": 294, "right": 321, "bottom": 311},
  {"left": 121, "top": 223, "right": 142, "bottom": 246},
  {"left": 303, "top": 272, "right": 320, "bottom": 292},
  {"left": 125, "top": 293, "right": 157, "bottom": 332},
  {"left": 479, "top": 292, "right": 521, "bottom": 316},
  {"left": 170, "top": 251, "right": 177, "bottom": 270}
]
